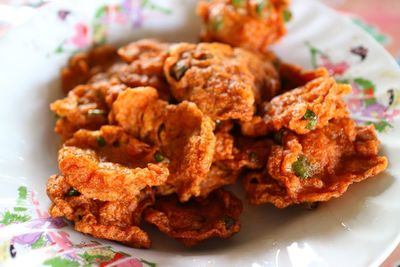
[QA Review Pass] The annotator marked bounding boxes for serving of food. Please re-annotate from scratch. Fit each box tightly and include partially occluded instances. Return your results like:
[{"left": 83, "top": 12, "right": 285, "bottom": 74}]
[
  {"left": 0, "top": 0, "right": 399, "bottom": 266},
  {"left": 46, "top": 0, "right": 388, "bottom": 249}
]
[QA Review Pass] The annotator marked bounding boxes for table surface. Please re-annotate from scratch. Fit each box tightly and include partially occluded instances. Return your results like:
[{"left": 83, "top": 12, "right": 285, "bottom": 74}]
[{"left": 0, "top": 0, "right": 399, "bottom": 266}]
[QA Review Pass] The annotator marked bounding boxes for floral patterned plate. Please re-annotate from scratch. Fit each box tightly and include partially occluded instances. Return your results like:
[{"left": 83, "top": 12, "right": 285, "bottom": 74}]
[{"left": 0, "top": 0, "right": 399, "bottom": 266}]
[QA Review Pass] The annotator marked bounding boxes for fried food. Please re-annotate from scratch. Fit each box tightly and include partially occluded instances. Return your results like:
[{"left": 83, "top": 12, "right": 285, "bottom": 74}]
[
  {"left": 114, "top": 39, "right": 171, "bottom": 100},
  {"left": 197, "top": 0, "right": 290, "bottom": 53},
  {"left": 144, "top": 189, "right": 242, "bottom": 247},
  {"left": 61, "top": 45, "right": 118, "bottom": 93},
  {"left": 65, "top": 125, "right": 158, "bottom": 168},
  {"left": 58, "top": 146, "right": 168, "bottom": 202},
  {"left": 59, "top": 125, "right": 169, "bottom": 202},
  {"left": 47, "top": 1, "right": 389, "bottom": 249},
  {"left": 111, "top": 87, "right": 216, "bottom": 201},
  {"left": 241, "top": 69, "right": 351, "bottom": 136},
  {"left": 243, "top": 118, "right": 388, "bottom": 208},
  {"left": 163, "top": 42, "right": 280, "bottom": 121},
  {"left": 47, "top": 174, "right": 152, "bottom": 248},
  {"left": 51, "top": 83, "right": 110, "bottom": 141}
]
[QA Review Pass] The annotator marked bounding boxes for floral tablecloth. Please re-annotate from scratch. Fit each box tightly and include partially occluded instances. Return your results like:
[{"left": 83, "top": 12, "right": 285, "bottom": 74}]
[{"left": 0, "top": 0, "right": 399, "bottom": 266}]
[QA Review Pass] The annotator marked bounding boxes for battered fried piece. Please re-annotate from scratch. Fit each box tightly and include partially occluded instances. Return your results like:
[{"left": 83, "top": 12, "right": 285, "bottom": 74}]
[
  {"left": 65, "top": 125, "right": 158, "bottom": 168},
  {"left": 241, "top": 69, "right": 351, "bottom": 136},
  {"left": 144, "top": 189, "right": 242, "bottom": 247},
  {"left": 61, "top": 45, "right": 118, "bottom": 93},
  {"left": 111, "top": 87, "right": 216, "bottom": 201},
  {"left": 47, "top": 175, "right": 152, "bottom": 248},
  {"left": 114, "top": 39, "right": 171, "bottom": 100},
  {"left": 160, "top": 101, "right": 216, "bottom": 201},
  {"left": 163, "top": 42, "right": 280, "bottom": 121},
  {"left": 224, "top": 137, "right": 274, "bottom": 170},
  {"left": 199, "top": 162, "right": 240, "bottom": 197},
  {"left": 51, "top": 83, "right": 110, "bottom": 141},
  {"left": 197, "top": 0, "right": 290, "bottom": 53},
  {"left": 278, "top": 64, "right": 329, "bottom": 93},
  {"left": 109, "top": 87, "right": 167, "bottom": 145},
  {"left": 243, "top": 118, "right": 388, "bottom": 208},
  {"left": 59, "top": 146, "right": 168, "bottom": 202}
]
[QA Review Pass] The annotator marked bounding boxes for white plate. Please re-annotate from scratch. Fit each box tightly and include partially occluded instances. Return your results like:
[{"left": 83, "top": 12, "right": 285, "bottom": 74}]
[{"left": 0, "top": 0, "right": 400, "bottom": 266}]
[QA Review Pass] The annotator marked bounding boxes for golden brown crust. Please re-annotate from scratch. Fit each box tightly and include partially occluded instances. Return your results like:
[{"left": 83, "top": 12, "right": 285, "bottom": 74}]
[
  {"left": 243, "top": 118, "right": 388, "bottom": 208},
  {"left": 241, "top": 69, "right": 351, "bottom": 136},
  {"left": 163, "top": 42, "right": 279, "bottom": 121},
  {"left": 47, "top": 174, "right": 152, "bottom": 248},
  {"left": 61, "top": 45, "right": 118, "bottom": 93},
  {"left": 144, "top": 189, "right": 242, "bottom": 247},
  {"left": 197, "top": 0, "right": 290, "bottom": 52}
]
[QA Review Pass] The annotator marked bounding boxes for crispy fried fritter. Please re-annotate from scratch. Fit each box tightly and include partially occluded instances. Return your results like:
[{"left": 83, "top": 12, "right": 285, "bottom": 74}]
[
  {"left": 160, "top": 101, "right": 216, "bottom": 201},
  {"left": 111, "top": 87, "right": 216, "bottom": 201},
  {"left": 59, "top": 125, "right": 169, "bottom": 202},
  {"left": 163, "top": 42, "right": 279, "bottom": 121},
  {"left": 243, "top": 118, "right": 388, "bottom": 208},
  {"left": 65, "top": 125, "right": 157, "bottom": 168},
  {"left": 51, "top": 83, "right": 111, "bottom": 141},
  {"left": 109, "top": 87, "right": 167, "bottom": 145},
  {"left": 47, "top": 175, "right": 152, "bottom": 248},
  {"left": 144, "top": 189, "right": 242, "bottom": 247},
  {"left": 114, "top": 39, "right": 171, "bottom": 100},
  {"left": 61, "top": 45, "right": 118, "bottom": 93},
  {"left": 199, "top": 162, "right": 240, "bottom": 197},
  {"left": 224, "top": 137, "right": 274, "bottom": 170},
  {"left": 197, "top": 0, "right": 290, "bottom": 53},
  {"left": 241, "top": 69, "right": 350, "bottom": 136}
]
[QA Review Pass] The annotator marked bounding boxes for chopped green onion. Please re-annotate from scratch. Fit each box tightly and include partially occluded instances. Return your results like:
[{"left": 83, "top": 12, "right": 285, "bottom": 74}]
[
  {"left": 170, "top": 60, "right": 189, "bottom": 81},
  {"left": 292, "top": 154, "right": 313, "bottom": 179},
  {"left": 215, "top": 119, "right": 222, "bottom": 128},
  {"left": 303, "top": 109, "right": 318, "bottom": 130},
  {"left": 212, "top": 16, "right": 224, "bottom": 32},
  {"left": 154, "top": 151, "right": 165, "bottom": 162},
  {"left": 88, "top": 109, "right": 106, "bottom": 116},
  {"left": 96, "top": 136, "right": 106, "bottom": 147},
  {"left": 54, "top": 113, "right": 62, "bottom": 120},
  {"left": 256, "top": 0, "right": 267, "bottom": 17},
  {"left": 232, "top": 0, "right": 244, "bottom": 7},
  {"left": 283, "top": 9, "right": 292, "bottom": 22},
  {"left": 67, "top": 188, "right": 80, "bottom": 197},
  {"left": 222, "top": 215, "right": 235, "bottom": 229}
]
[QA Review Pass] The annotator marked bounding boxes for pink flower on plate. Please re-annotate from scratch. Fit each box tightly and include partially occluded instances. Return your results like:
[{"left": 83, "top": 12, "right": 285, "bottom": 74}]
[
  {"left": 70, "top": 23, "right": 90, "bottom": 49},
  {"left": 113, "top": 258, "right": 143, "bottom": 267},
  {"left": 320, "top": 55, "right": 350, "bottom": 76}
]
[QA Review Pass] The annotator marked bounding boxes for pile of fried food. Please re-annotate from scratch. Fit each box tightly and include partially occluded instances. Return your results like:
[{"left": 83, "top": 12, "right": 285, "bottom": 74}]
[{"left": 46, "top": 0, "right": 388, "bottom": 248}]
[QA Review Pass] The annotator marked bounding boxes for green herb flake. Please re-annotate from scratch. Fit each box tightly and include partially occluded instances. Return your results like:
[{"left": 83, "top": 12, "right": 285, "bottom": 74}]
[
  {"left": 87, "top": 109, "right": 106, "bottom": 116},
  {"left": 222, "top": 215, "right": 236, "bottom": 230},
  {"left": 303, "top": 109, "right": 318, "bottom": 130},
  {"left": 171, "top": 60, "right": 189, "bottom": 81},
  {"left": 215, "top": 119, "right": 222, "bottom": 128},
  {"left": 96, "top": 136, "right": 106, "bottom": 147},
  {"left": 154, "top": 151, "right": 165, "bottom": 162},
  {"left": 283, "top": 9, "right": 292, "bottom": 22},
  {"left": 256, "top": 0, "right": 267, "bottom": 16},
  {"left": 291, "top": 154, "right": 313, "bottom": 179},
  {"left": 212, "top": 16, "right": 224, "bottom": 32},
  {"left": 232, "top": 0, "right": 244, "bottom": 7},
  {"left": 54, "top": 113, "right": 62, "bottom": 120},
  {"left": 67, "top": 188, "right": 81, "bottom": 197}
]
